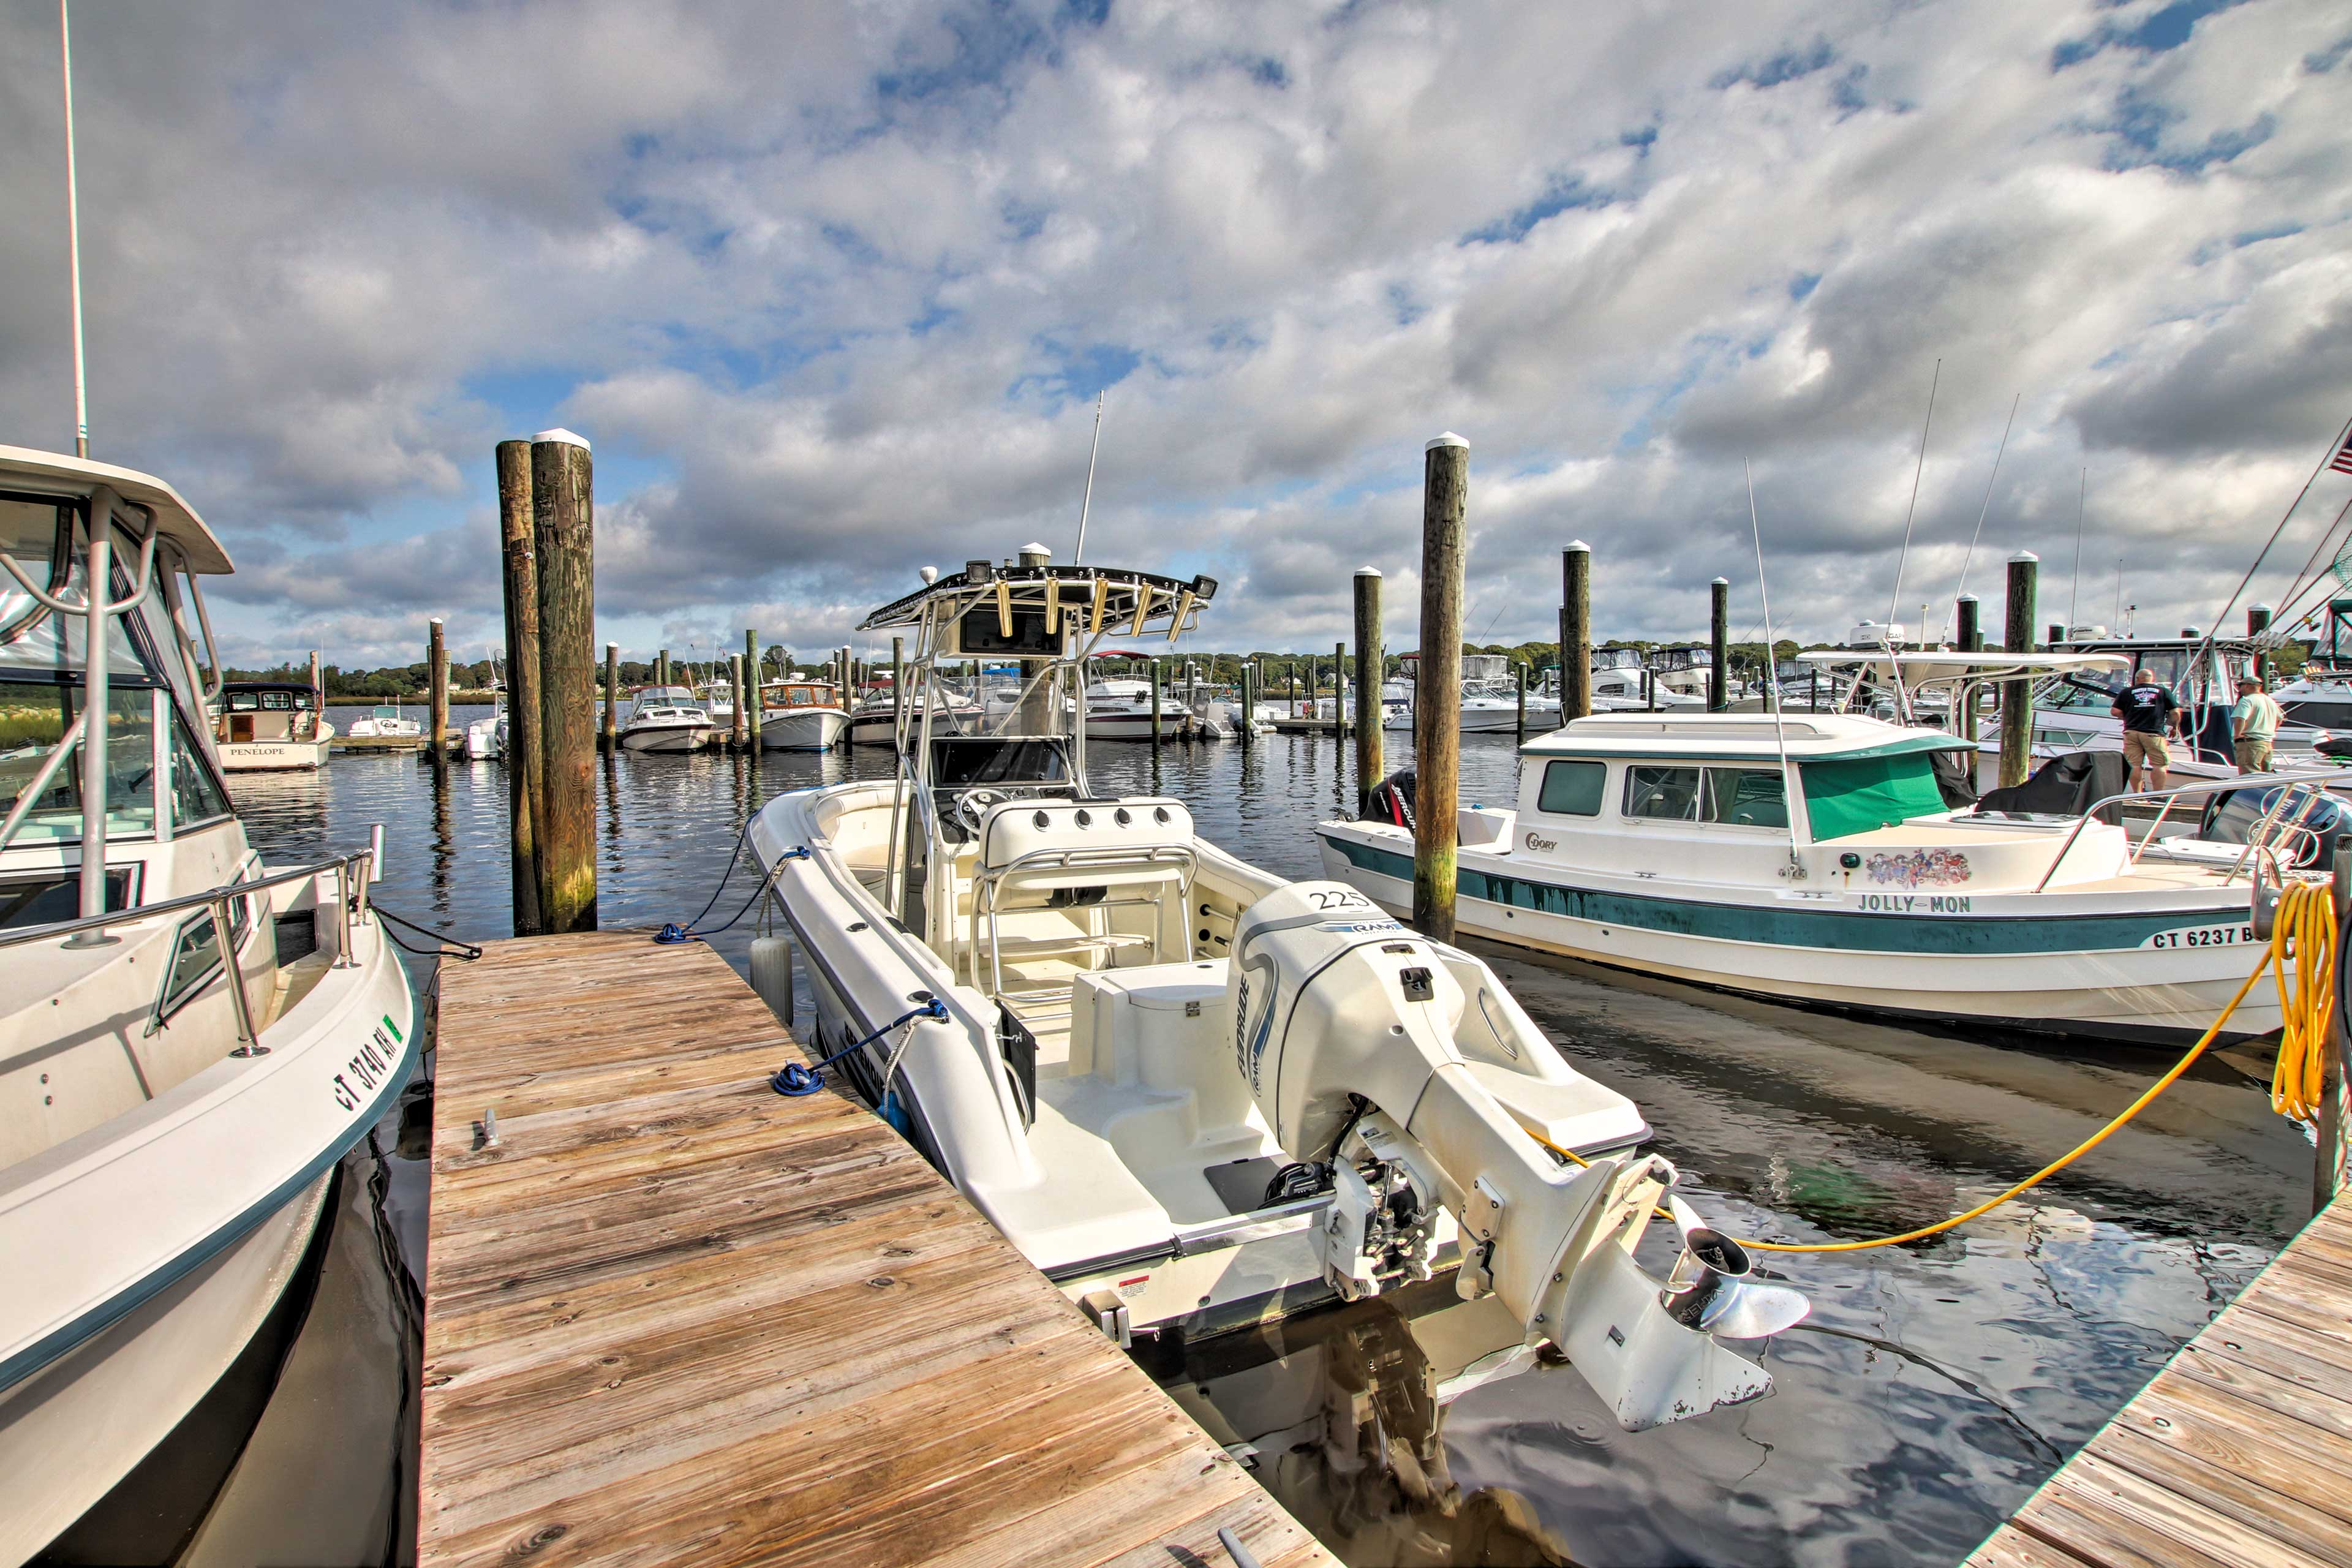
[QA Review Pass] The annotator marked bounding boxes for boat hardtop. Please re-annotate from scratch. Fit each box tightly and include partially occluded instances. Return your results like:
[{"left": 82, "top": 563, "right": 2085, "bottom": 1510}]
[{"left": 752, "top": 549, "right": 1810, "bottom": 1433}]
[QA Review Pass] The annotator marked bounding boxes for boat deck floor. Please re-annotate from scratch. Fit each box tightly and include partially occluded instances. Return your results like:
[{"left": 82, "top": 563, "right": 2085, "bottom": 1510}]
[
  {"left": 1966, "top": 1188, "right": 2352, "bottom": 1568},
  {"left": 420, "top": 930, "right": 1333, "bottom": 1568}
]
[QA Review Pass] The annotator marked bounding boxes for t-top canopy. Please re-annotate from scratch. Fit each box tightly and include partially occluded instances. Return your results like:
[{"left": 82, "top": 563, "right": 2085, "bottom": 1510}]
[
  {"left": 859, "top": 560, "right": 1217, "bottom": 642},
  {"left": 0, "top": 443, "right": 235, "bottom": 573},
  {"left": 1795, "top": 650, "right": 2129, "bottom": 685}
]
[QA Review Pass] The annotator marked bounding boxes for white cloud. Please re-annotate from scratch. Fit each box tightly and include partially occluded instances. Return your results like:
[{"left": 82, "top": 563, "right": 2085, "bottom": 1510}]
[{"left": 1, "top": 0, "right": 2346, "bottom": 668}]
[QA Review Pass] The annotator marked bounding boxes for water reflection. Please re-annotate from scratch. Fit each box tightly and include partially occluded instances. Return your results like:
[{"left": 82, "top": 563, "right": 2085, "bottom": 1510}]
[{"left": 190, "top": 716, "right": 2304, "bottom": 1568}]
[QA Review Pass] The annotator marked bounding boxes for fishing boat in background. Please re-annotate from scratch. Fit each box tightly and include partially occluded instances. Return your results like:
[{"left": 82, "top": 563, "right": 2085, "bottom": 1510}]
[
  {"left": 750, "top": 548, "right": 1807, "bottom": 1433},
  {"left": 463, "top": 659, "right": 507, "bottom": 760},
  {"left": 343, "top": 701, "right": 420, "bottom": 740},
  {"left": 761, "top": 679, "right": 850, "bottom": 751},
  {"left": 617, "top": 686, "right": 715, "bottom": 752},
  {"left": 211, "top": 680, "right": 333, "bottom": 772},
  {"left": 1385, "top": 654, "right": 1562, "bottom": 733},
  {"left": 0, "top": 445, "right": 415, "bottom": 1563},
  {"left": 1318, "top": 710, "right": 2325, "bottom": 1044}
]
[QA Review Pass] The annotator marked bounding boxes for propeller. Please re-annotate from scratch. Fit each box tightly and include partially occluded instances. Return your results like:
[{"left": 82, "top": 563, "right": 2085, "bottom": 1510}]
[{"left": 1660, "top": 1194, "right": 1811, "bottom": 1341}]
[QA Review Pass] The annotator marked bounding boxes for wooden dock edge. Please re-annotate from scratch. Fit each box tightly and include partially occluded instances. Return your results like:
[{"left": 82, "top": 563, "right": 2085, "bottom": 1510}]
[
  {"left": 419, "top": 930, "right": 1336, "bottom": 1568},
  {"left": 1964, "top": 1189, "right": 2352, "bottom": 1568}
]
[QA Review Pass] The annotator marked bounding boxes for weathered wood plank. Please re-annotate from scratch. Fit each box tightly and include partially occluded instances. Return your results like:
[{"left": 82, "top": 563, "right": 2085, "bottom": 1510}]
[
  {"left": 1972, "top": 1190, "right": 2352, "bottom": 1568},
  {"left": 1959, "top": 1525, "right": 2104, "bottom": 1568},
  {"left": 420, "top": 933, "right": 1333, "bottom": 1568}
]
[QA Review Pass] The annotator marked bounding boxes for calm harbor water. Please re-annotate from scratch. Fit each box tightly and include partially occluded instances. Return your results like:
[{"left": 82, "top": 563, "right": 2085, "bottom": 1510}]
[{"left": 143, "top": 707, "right": 2309, "bottom": 1567}]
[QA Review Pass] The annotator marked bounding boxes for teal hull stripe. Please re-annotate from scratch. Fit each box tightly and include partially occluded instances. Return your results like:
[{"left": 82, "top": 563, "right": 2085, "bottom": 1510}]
[{"left": 1322, "top": 836, "right": 2228, "bottom": 956}]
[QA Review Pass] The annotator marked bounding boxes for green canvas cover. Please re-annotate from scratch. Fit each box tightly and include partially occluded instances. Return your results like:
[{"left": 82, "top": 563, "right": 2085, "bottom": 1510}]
[{"left": 1801, "top": 755, "right": 1950, "bottom": 841}]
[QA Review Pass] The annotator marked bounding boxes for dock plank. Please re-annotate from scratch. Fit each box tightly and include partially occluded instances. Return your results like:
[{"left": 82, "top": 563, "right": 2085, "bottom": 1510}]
[
  {"left": 1964, "top": 1186, "right": 2352, "bottom": 1568},
  {"left": 421, "top": 931, "right": 1335, "bottom": 1568}
]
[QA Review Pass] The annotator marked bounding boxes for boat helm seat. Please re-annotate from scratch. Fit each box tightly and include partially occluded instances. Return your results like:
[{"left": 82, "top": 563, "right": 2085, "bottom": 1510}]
[{"left": 967, "top": 797, "right": 1196, "bottom": 1003}]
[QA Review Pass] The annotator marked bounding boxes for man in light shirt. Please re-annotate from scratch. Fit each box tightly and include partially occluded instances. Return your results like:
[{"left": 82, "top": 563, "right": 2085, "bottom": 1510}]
[{"left": 2233, "top": 676, "right": 2283, "bottom": 774}]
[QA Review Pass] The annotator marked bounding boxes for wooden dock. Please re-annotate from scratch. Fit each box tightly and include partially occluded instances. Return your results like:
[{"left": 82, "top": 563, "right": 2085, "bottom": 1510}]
[
  {"left": 420, "top": 931, "right": 1334, "bottom": 1568},
  {"left": 1966, "top": 1189, "right": 2352, "bottom": 1568}
]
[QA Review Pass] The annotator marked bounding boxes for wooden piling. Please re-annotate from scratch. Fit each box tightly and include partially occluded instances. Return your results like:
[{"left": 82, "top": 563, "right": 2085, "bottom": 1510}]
[
  {"left": 1353, "top": 568, "right": 1382, "bottom": 813},
  {"left": 1152, "top": 657, "right": 1164, "bottom": 744},
  {"left": 1562, "top": 542, "right": 1591, "bottom": 721},
  {"left": 1335, "top": 640, "right": 1348, "bottom": 736},
  {"left": 1955, "top": 594, "right": 1980, "bottom": 746},
  {"left": 1237, "top": 661, "right": 1251, "bottom": 746},
  {"left": 2045, "top": 622, "right": 2064, "bottom": 649},
  {"left": 745, "top": 629, "right": 762, "bottom": 746},
  {"left": 530, "top": 430, "right": 597, "bottom": 932},
  {"left": 1515, "top": 663, "right": 1527, "bottom": 736},
  {"left": 656, "top": 649, "right": 670, "bottom": 690},
  {"left": 1415, "top": 434, "right": 1467, "bottom": 943},
  {"left": 603, "top": 643, "right": 619, "bottom": 747},
  {"left": 496, "top": 438, "right": 543, "bottom": 936},
  {"left": 428, "top": 617, "right": 449, "bottom": 761},
  {"left": 2249, "top": 603, "right": 2272, "bottom": 684},
  {"left": 1708, "top": 577, "right": 1729, "bottom": 712},
  {"left": 308, "top": 649, "right": 322, "bottom": 715},
  {"left": 2000, "top": 551, "right": 2037, "bottom": 790}
]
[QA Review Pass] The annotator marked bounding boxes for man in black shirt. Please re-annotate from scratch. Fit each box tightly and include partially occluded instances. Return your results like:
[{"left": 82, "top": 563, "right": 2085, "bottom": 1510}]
[{"left": 2109, "top": 669, "right": 2183, "bottom": 790}]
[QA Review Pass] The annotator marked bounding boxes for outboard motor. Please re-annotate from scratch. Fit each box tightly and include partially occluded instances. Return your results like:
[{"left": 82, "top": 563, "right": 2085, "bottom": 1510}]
[
  {"left": 1364, "top": 768, "right": 1417, "bottom": 828},
  {"left": 1227, "top": 881, "right": 1808, "bottom": 1430},
  {"left": 2199, "top": 783, "right": 2345, "bottom": 870}
]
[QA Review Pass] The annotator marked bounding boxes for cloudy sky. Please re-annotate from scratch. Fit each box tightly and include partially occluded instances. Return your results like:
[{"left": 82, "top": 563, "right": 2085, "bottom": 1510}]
[{"left": 2, "top": 0, "right": 2348, "bottom": 668}]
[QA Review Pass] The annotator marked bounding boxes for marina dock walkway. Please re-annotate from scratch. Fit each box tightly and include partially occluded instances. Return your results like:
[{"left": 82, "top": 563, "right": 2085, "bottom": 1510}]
[
  {"left": 421, "top": 931, "right": 1333, "bottom": 1568},
  {"left": 1966, "top": 1188, "right": 2352, "bottom": 1567}
]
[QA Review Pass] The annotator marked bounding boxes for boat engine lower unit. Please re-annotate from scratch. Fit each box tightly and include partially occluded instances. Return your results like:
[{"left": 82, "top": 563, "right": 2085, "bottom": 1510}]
[{"left": 1223, "top": 883, "right": 1807, "bottom": 1430}]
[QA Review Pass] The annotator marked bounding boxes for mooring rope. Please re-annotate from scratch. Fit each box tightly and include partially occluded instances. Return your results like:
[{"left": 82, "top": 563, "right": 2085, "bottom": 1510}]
[{"left": 772, "top": 998, "right": 948, "bottom": 1097}]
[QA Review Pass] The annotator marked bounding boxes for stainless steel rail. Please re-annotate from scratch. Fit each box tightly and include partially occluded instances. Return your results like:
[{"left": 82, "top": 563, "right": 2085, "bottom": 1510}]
[
  {"left": 2, "top": 846, "right": 379, "bottom": 1042},
  {"left": 2023, "top": 766, "right": 2352, "bottom": 893}
]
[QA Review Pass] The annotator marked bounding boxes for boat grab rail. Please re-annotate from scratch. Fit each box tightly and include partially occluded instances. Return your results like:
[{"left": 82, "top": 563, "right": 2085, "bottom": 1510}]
[
  {"left": 0, "top": 845, "right": 380, "bottom": 1042},
  {"left": 968, "top": 842, "right": 1197, "bottom": 997},
  {"left": 2022, "top": 766, "right": 2352, "bottom": 893}
]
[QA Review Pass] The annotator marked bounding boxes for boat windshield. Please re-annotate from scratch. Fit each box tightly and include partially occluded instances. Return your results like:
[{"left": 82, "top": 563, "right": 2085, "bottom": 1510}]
[
  {"left": 372, "top": 704, "right": 401, "bottom": 719},
  {"left": 0, "top": 682, "right": 165, "bottom": 842},
  {"left": 1801, "top": 754, "right": 1954, "bottom": 840}
]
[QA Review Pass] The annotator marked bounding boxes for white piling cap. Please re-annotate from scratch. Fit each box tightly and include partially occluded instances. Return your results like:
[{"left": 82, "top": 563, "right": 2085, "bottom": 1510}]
[
  {"left": 2250, "top": 603, "right": 2272, "bottom": 614},
  {"left": 2008, "top": 549, "right": 2038, "bottom": 563},
  {"left": 1020, "top": 542, "right": 1050, "bottom": 557},
  {"left": 429, "top": 616, "right": 443, "bottom": 627},
  {"left": 1711, "top": 576, "right": 1729, "bottom": 586},
  {"left": 1354, "top": 566, "right": 1383, "bottom": 578},
  {"left": 1564, "top": 540, "right": 1590, "bottom": 554},
  {"left": 1956, "top": 592, "right": 1978, "bottom": 602},
  {"left": 1427, "top": 431, "right": 1469, "bottom": 451},
  {"left": 533, "top": 428, "right": 592, "bottom": 451}
]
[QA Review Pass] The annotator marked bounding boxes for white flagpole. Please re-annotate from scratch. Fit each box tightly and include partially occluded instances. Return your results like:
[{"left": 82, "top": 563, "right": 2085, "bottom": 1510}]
[{"left": 61, "top": 0, "right": 88, "bottom": 458}]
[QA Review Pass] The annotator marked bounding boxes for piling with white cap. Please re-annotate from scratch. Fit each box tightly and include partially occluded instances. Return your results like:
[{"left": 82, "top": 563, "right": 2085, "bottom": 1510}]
[{"left": 1415, "top": 434, "right": 1469, "bottom": 942}]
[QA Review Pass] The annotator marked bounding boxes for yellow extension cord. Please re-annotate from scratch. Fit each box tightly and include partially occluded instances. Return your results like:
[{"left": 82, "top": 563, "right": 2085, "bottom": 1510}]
[{"left": 1534, "top": 879, "right": 2340, "bottom": 1254}]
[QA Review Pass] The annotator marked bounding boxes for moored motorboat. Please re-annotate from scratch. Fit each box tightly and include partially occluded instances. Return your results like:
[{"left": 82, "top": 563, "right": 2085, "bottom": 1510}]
[
  {"left": 0, "top": 445, "right": 416, "bottom": 1562},
  {"left": 1317, "top": 710, "right": 2324, "bottom": 1043},
  {"left": 617, "top": 686, "right": 715, "bottom": 752},
  {"left": 751, "top": 549, "right": 1806, "bottom": 1433},
  {"left": 760, "top": 679, "right": 850, "bottom": 751},
  {"left": 342, "top": 701, "right": 420, "bottom": 739},
  {"left": 211, "top": 680, "right": 333, "bottom": 771}
]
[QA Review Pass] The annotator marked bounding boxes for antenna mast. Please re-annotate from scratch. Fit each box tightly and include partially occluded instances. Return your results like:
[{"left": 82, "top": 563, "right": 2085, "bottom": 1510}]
[
  {"left": 1947, "top": 390, "right": 2019, "bottom": 639},
  {"left": 2069, "top": 466, "right": 2086, "bottom": 631},
  {"left": 1072, "top": 390, "right": 1104, "bottom": 565},
  {"left": 1747, "top": 460, "right": 1804, "bottom": 878},
  {"left": 1884, "top": 359, "right": 1940, "bottom": 645},
  {"left": 60, "top": 0, "right": 88, "bottom": 458}
]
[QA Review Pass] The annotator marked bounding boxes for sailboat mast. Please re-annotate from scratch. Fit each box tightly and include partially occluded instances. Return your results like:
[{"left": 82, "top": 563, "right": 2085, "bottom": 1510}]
[{"left": 60, "top": 0, "right": 88, "bottom": 458}]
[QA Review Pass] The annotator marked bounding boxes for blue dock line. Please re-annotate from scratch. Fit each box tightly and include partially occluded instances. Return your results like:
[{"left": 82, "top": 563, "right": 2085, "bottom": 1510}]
[
  {"left": 772, "top": 998, "right": 948, "bottom": 1096},
  {"left": 655, "top": 842, "right": 808, "bottom": 944}
]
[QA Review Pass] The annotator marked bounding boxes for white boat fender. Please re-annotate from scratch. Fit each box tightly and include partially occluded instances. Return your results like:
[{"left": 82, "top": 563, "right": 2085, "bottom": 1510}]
[
  {"left": 772, "top": 997, "right": 948, "bottom": 1097},
  {"left": 658, "top": 842, "right": 807, "bottom": 944}
]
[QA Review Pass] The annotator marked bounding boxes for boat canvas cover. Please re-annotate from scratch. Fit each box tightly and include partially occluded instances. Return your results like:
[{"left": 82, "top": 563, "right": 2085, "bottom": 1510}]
[
  {"left": 1975, "top": 752, "right": 2129, "bottom": 818},
  {"left": 1802, "top": 755, "right": 1951, "bottom": 840}
]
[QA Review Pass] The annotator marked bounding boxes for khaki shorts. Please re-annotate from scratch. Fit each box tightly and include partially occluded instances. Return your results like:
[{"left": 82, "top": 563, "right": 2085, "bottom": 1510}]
[
  {"left": 2236, "top": 738, "right": 2273, "bottom": 772},
  {"left": 2123, "top": 731, "right": 2171, "bottom": 768}
]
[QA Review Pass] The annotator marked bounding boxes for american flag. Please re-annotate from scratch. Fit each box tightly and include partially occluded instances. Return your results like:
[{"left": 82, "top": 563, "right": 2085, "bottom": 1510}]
[{"left": 2334, "top": 427, "right": 2352, "bottom": 476}]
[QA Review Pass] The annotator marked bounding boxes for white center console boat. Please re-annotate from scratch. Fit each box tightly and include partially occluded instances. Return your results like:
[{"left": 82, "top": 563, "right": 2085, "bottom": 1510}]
[{"left": 753, "top": 549, "right": 1806, "bottom": 1433}]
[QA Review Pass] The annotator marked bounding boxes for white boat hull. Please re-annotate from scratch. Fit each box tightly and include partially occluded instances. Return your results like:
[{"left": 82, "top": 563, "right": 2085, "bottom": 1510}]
[
  {"left": 218, "top": 739, "right": 333, "bottom": 772},
  {"left": 1384, "top": 701, "right": 1563, "bottom": 734},
  {"left": 620, "top": 723, "right": 713, "bottom": 753},
  {"left": 762, "top": 709, "right": 848, "bottom": 750},
  {"left": 0, "top": 895, "right": 416, "bottom": 1562},
  {"left": 1316, "top": 820, "right": 2281, "bottom": 1043}
]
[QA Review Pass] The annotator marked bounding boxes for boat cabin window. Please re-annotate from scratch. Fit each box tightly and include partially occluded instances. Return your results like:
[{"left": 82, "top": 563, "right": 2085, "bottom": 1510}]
[
  {"left": 931, "top": 735, "right": 1073, "bottom": 790},
  {"left": 0, "top": 866, "right": 132, "bottom": 930},
  {"left": 154, "top": 887, "right": 252, "bottom": 1027},
  {"left": 1702, "top": 767, "right": 1787, "bottom": 828},
  {"left": 1536, "top": 760, "right": 1607, "bottom": 816},
  {"left": 1625, "top": 766, "right": 1699, "bottom": 821},
  {"left": 0, "top": 681, "right": 160, "bottom": 842},
  {"left": 1801, "top": 753, "right": 1953, "bottom": 840},
  {"left": 171, "top": 707, "right": 232, "bottom": 829}
]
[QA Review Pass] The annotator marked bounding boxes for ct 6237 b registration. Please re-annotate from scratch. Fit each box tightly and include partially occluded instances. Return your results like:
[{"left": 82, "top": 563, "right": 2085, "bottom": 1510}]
[{"left": 2144, "top": 922, "right": 2255, "bottom": 950}]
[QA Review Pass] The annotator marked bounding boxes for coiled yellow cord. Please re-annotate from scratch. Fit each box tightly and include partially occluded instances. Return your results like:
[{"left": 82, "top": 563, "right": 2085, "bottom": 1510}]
[
  {"left": 2270, "top": 880, "right": 2337, "bottom": 1123},
  {"left": 1533, "top": 881, "right": 2337, "bottom": 1254}
]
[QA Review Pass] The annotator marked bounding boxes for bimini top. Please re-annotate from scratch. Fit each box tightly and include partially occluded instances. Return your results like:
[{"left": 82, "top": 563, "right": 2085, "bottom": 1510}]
[
  {"left": 1521, "top": 712, "right": 1972, "bottom": 763},
  {"left": 0, "top": 443, "right": 235, "bottom": 574},
  {"left": 861, "top": 557, "right": 1216, "bottom": 637}
]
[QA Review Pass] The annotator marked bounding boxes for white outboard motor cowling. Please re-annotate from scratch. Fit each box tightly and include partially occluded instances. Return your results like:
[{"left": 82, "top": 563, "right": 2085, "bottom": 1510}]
[{"left": 1226, "top": 880, "right": 1809, "bottom": 1431}]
